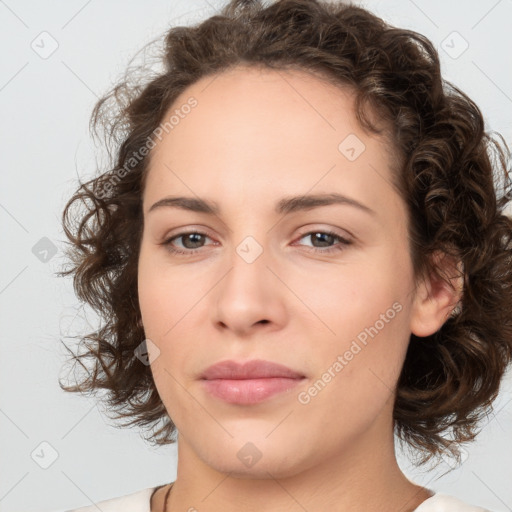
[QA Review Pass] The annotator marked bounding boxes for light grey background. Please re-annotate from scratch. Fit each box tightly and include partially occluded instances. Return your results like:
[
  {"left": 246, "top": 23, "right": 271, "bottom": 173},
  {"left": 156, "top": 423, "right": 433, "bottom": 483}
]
[{"left": 1, "top": 1, "right": 511, "bottom": 511}]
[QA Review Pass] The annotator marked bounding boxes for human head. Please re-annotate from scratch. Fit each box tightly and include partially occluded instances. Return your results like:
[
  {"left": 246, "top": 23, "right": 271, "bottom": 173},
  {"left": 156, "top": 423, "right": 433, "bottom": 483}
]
[{"left": 58, "top": 0, "right": 512, "bottom": 468}]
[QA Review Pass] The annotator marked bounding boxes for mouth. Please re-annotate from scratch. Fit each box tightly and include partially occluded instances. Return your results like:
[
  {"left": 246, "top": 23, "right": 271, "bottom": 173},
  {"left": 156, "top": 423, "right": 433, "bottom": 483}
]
[{"left": 200, "top": 359, "right": 306, "bottom": 405}]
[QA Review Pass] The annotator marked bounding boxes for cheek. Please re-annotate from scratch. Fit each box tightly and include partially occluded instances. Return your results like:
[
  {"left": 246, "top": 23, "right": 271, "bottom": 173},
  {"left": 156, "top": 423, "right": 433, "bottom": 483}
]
[
  {"left": 296, "top": 300, "right": 410, "bottom": 446},
  {"left": 137, "top": 248, "right": 209, "bottom": 400},
  {"left": 295, "top": 255, "right": 408, "bottom": 340},
  {"left": 137, "top": 244, "right": 207, "bottom": 336},
  {"left": 302, "top": 254, "right": 412, "bottom": 395}
]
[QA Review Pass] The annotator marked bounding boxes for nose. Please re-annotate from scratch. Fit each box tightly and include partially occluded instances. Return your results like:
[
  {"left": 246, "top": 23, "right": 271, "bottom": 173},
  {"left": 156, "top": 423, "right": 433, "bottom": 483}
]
[{"left": 212, "top": 239, "right": 287, "bottom": 338}]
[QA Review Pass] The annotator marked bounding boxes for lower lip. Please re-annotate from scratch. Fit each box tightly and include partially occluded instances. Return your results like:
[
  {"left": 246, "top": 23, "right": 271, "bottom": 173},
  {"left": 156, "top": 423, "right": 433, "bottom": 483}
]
[{"left": 202, "top": 377, "right": 304, "bottom": 405}]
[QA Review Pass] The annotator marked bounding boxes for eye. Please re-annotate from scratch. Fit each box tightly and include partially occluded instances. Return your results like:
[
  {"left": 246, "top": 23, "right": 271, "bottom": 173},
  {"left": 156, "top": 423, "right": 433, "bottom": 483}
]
[
  {"left": 161, "top": 231, "right": 214, "bottom": 255},
  {"left": 161, "top": 229, "right": 352, "bottom": 256},
  {"left": 294, "top": 230, "right": 352, "bottom": 254}
]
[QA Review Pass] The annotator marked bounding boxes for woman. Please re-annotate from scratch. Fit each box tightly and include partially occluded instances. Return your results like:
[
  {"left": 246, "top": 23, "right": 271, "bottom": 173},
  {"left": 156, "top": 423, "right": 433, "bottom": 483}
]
[{"left": 57, "top": 0, "right": 512, "bottom": 510}]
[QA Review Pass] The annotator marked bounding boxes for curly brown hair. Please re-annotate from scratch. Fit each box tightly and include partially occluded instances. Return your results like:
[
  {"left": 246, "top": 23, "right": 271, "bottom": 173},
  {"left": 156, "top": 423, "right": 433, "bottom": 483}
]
[{"left": 57, "top": 0, "right": 512, "bottom": 466}]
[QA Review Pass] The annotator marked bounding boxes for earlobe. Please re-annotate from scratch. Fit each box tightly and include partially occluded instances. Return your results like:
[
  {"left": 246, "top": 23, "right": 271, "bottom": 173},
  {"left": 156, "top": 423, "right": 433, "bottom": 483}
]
[{"left": 410, "top": 251, "right": 464, "bottom": 337}]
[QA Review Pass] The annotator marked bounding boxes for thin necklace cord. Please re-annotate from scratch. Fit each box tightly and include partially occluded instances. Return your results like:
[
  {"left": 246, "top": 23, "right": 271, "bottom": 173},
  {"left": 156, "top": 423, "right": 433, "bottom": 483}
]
[{"left": 164, "top": 483, "right": 174, "bottom": 512}]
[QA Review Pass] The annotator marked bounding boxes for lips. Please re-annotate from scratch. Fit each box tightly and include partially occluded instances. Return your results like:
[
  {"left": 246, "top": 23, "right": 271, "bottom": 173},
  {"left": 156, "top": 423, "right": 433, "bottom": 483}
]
[
  {"left": 200, "top": 359, "right": 306, "bottom": 405},
  {"left": 201, "top": 359, "right": 304, "bottom": 380}
]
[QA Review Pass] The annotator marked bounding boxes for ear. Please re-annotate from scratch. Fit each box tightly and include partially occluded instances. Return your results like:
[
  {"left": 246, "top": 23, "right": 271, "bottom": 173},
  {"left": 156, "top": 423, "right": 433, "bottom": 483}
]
[{"left": 410, "top": 251, "right": 464, "bottom": 337}]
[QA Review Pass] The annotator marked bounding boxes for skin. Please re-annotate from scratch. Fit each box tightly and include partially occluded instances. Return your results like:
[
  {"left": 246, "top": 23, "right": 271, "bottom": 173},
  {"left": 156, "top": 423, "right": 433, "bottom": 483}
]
[{"left": 138, "top": 65, "right": 460, "bottom": 512}]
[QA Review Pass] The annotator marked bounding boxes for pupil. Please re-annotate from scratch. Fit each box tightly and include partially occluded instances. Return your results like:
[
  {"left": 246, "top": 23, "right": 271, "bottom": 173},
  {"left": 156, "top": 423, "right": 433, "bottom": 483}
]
[
  {"left": 184, "top": 233, "right": 203, "bottom": 248},
  {"left": 313, "top": 233, "right": 332, "bottom": 247}
]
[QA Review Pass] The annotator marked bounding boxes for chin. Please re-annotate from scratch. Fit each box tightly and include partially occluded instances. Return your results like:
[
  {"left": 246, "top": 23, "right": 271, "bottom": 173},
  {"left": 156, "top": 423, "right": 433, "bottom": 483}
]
[{"left": 196, "top": 436, "right": 316, "bottom": 480}]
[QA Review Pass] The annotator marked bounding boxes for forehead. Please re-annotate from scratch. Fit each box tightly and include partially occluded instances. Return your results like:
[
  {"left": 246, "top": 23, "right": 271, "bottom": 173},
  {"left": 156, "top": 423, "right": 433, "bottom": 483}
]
[
  {"left": 153, "top": 65, "right": 363, "bottom": 154},
  {"left": 144, "top": 65, "right": 399, "bottom": 217}
]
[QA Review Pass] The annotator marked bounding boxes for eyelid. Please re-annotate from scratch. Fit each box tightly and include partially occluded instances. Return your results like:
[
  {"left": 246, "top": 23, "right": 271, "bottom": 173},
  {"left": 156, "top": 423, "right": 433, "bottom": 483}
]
[
  {"left": 161, "top": 225, "right": 353, "bottom": 245},
  {"left": 294, "top": 225, "right": 354, "bottom": 243},
  {"left": 161, "top": 225, "right": 216, "bottom": 241}
]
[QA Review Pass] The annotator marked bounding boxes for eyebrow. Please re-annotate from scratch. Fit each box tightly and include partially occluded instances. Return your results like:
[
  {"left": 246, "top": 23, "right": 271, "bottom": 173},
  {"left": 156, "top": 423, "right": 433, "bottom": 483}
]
[{"left": 147, "top": 193, "right": 376, "bottom": 217}]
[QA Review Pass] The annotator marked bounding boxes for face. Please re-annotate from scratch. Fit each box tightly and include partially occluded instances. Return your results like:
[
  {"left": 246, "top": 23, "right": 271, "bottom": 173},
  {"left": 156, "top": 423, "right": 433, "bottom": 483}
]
[{"left": 138, "top": 65, "right": 420, "bottom": 478}]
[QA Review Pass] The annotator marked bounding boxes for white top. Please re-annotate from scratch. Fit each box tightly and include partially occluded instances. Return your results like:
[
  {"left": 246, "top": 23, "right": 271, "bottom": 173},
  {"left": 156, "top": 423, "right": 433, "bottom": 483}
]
[
  {"left": 413, "top": 493, "right": 492, "bottom": 511},
  {"left": 57, "top": 486, "right": 492, "bottom": 512}
]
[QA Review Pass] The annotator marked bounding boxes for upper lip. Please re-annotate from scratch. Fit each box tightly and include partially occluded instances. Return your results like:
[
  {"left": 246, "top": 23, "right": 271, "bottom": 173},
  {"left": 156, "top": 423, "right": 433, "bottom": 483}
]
[{"left": 200, "top": 359, "right": 305, "bottom": 380}]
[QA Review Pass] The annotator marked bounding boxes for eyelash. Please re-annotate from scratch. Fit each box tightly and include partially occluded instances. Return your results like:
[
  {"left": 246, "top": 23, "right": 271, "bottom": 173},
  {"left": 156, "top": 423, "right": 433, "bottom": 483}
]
[{"left": 160, "top": 229, "right": 352, "bottom": 256}]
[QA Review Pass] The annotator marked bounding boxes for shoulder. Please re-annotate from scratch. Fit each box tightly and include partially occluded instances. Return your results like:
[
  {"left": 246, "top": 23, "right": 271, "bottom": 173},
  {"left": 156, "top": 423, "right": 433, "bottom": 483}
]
[
  {"left": 414, "top": 493, "right": 492, "bottom": 512},
  {"left": 57, "top": 486, "right": 158, "bottom": 512}
]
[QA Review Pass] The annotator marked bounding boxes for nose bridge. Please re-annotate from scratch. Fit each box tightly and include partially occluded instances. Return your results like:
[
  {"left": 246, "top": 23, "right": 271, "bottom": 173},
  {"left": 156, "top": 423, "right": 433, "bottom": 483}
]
[
  {"left": 215, "top": 200, "right": 289, "bottom": 290},
  {"left": 212, "top": 228, "right": 285, "bottom": 332},
  {"left": 225, "top": 232, "right": 272, "bottom": 294},
  {"left": 222, "top": 207, "right": 274, "bottom": 272}
]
